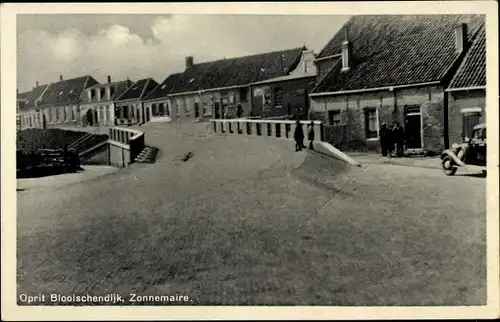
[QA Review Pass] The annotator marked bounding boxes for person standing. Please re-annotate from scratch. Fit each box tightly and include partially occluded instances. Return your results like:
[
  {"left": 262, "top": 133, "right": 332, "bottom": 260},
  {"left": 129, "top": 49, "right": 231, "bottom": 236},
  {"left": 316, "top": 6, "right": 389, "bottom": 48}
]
[
  {"left": 379, "top": 123, "right": 389, "bottom": 156},
  {"left": 392, "top": 121, "right": 404, "bottom": 157},
  {"left": 307, "top": 121, "right": 315, "bottom": 150},
  {"left": 294, "top": 119, "right": 304, "bottom": 152},
  {"left": 236, "top": 104, "right": 243, "bottom": 119}
]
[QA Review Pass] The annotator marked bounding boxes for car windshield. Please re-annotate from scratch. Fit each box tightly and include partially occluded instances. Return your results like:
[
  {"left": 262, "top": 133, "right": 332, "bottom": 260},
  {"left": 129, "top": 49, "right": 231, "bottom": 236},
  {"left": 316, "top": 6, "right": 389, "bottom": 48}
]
[{"left": 473, "top": 128, "right": 486, "bottom": 140}]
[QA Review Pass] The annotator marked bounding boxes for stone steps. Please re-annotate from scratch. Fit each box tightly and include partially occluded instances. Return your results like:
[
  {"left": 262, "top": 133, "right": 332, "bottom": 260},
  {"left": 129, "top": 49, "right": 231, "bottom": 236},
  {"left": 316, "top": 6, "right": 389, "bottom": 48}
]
[{"left": 134, "top": 146, "right": 159, "bottom": 164}]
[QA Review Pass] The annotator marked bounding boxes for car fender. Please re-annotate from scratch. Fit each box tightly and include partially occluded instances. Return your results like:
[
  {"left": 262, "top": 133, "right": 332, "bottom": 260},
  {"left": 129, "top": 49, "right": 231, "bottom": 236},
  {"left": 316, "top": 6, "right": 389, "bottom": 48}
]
[{"left": 441, "top": 149, "right": 466, "bottom": 167}]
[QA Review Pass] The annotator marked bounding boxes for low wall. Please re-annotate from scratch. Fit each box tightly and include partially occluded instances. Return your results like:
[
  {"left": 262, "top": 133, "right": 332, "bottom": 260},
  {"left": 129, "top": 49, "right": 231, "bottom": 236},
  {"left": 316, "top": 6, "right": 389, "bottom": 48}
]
[
  {"left": 107, "top": 127, "right": 145, "bottom": 168},
  {"left": 210, "top": 119, "right": 362, "bottom": 167},
  {"left": 210, "top": 119, "right": 324, "bottom": 142}
]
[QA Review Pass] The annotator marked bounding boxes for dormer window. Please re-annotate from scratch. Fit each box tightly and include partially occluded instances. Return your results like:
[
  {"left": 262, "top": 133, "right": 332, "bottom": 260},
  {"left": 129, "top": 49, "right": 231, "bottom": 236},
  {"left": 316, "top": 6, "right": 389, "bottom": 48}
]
[
  {"left": 341, "top": 40, "right": 352, "bottom": 71},
  {"left": 69, "top": 89, "right": 74, "bottom": 94},
  {"left": 110, "top": 86, "right": 115, "bottom": 98},
  {"left": 161, "top": 84, "right": 167, "bottom": 89},
  {"left": 189, "top": 78, "right": 195, "bottom": 83},
  {"left": 59, "top": 91, "right": 64, "bottom": 95}
]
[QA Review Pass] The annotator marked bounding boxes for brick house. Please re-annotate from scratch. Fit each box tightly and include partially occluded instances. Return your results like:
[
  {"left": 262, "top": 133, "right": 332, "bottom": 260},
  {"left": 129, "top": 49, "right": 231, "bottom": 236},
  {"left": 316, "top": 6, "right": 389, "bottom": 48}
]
[
  {"left": 142, "top": 73, "right": 182, "bottom": 122},
  {"left": 16, "top": 82, "right": 50, "bottom": 130},
  {"left": 309, "top": 15, "right": 485, "bottom": 154},
  {"left": 32, "top": 75, "right": 99, "bottom": 129},
  {"left": 248, "top": 49, "right": 317, "bottom": 119},
  {"left": 446, "top": 24, "right": 486, "bottom": 145},
  {"left": 79, "top": 76, "right": 133, "bottom": 127},
  {"left": 158, "top": 47, "right": 308, "bottom": 122},
  {"left": 114, "top": 78, "right": 158, "bottom": 125}
]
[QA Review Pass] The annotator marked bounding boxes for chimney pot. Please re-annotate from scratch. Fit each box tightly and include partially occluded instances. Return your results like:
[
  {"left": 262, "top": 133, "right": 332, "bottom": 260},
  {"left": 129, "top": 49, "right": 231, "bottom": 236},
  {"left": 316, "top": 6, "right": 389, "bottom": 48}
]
[
  {"left": 455, "top": 23, "right": 468, "bottom": 53},
  {"left": 107, "top": 75, "right": 112, "bottom": 83},
  {"left": 185, "top": 56, "right": 194, "bottom": 69},
  {"left": 59, "top": 75, "right": 63, "bottom": 81}
]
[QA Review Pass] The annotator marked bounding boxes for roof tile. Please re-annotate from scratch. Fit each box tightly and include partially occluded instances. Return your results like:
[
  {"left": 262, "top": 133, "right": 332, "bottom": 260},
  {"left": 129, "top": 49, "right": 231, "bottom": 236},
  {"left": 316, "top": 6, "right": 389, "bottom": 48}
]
[
  {"left": 38, "top": 76, "right": 99, "bottom": 106},
  {"left": 170, "top": 47, "right": 304, "bottom": 94},
  {"left": 116, "top": 78, "right": 158, "bottom": 101},
  {"left": 313, "top": 15, "right": 485, "bottom": 93},
  {"left": 144, "top": 73, "right": 182, "bottom": 101},
  {"left": 447, "top": 24, "right": 486, "bottom": 89}
]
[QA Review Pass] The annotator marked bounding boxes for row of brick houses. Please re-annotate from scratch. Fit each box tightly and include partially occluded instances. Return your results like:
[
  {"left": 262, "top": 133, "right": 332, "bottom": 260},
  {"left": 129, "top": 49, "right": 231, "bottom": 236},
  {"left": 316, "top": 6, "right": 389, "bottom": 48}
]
[
  {"left": 309, "top": 14, "right": 486, "bottom": 154},
  {"left": 17, "top": 14, "right": 486, "bottom": 155}
]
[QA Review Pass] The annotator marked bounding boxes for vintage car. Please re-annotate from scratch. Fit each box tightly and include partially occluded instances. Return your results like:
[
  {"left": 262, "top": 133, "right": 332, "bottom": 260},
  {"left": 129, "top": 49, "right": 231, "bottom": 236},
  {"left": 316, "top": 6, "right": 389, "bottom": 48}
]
[{"left": 441, "top": 123, "right": 486, "bottom": 176}]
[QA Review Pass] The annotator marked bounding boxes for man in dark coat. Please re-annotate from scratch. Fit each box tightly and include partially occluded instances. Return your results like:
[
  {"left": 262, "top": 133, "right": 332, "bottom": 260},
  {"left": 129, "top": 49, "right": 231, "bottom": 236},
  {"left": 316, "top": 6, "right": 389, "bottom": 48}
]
[
  {"left": 294, "top": 119, "right": 304, "bottom": 151},
  {"left": 236, "top": 104, "right": 243, "bottom": 118},
  {"left": 307, "top": 121, "right": 315, "bottom": 150},
  {"left": 379, "top": 123, "right": 389, "bottom": 156},
  {"left": 392, "top": 121, "right": 405, "bottom": 157}
]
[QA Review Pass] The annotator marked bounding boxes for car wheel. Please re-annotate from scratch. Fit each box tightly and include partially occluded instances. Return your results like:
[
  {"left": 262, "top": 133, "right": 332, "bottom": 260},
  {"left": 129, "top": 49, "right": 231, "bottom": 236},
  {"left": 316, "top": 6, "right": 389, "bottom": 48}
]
[{"left": 442, "top": 156, "right": 457, "bottom": 176}]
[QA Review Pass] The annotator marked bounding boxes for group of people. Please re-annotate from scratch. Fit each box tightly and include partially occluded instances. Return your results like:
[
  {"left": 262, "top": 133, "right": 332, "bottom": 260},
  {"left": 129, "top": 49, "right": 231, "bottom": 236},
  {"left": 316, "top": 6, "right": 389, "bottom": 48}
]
[
  {"left": 293, "top": 119, "right": 315, "bottom": 152},
  {"left": 379, "top": 121, "right": 405, "bottom": 158}
]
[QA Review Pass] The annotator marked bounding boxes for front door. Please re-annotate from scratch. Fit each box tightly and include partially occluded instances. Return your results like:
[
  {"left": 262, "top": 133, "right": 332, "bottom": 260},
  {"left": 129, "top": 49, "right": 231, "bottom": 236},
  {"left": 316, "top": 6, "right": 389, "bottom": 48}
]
[
  {"left": 252, "top": 95, "right": 263, "bottom": 117},
  {"left": 405, "top": 106, "right": 422, "bottom": 149},
  {"left": 194, "top": 103, "right": 200, "bottom": 118},
  {"left": 214, "top": 102, "right": 221, "bottom": 119}
]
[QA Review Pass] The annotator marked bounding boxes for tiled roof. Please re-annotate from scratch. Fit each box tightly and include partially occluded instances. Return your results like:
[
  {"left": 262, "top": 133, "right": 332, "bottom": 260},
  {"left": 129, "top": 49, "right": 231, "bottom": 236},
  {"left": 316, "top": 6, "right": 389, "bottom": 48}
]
[
  {"left": 143, "top": 73, "right": 182, "bottom": 101},
  {"left": 115, "top": 78, "right": 158, "bottom": 101},
  {"left": 169, "top": 47, "right": 305, "bottom": 94},
  {"left": 17, "top": 84, "right": 49, "bottom": 110},
  {"left": 81, "top": 80, "right": 134, "bottom": 103},
  {"left": 313, "top": 15, "right": 485, "bottom": 94},
  {"left": 38, "top": 76, "right": 99, "bottom": 107},
  {"left": 447, "top": 24, "right": 486, "bottom": 90}
]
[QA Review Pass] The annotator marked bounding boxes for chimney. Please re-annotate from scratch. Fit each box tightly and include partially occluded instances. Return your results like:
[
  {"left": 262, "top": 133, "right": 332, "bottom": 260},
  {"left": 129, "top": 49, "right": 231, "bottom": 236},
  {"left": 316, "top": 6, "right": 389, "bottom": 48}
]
[
  {"left": 341, "top": 26, "right": 352, "bottom": 71},
  {"left": 185, "top": 56, "right": 194, "bottom": 69},
  {"left": 36, "top": 81, "right": 39, "bottom": 87},
  {"left": 455, "top": 23, "right": 468, "bottom": 53},
  {"left": 107, "top": 75, "right": 112, "bottom": 83},
  {"left": 59, "top": 75, "right": 63, "bottom": 81}
]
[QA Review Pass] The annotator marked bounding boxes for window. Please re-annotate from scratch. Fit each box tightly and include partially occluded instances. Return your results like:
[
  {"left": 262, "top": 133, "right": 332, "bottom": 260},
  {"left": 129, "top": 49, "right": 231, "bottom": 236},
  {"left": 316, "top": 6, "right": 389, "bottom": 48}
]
[
  {"left": 274, "top": 87, "right": 283, "bottom": 108},
  {"left": 328, "top": 110, "right": 341, "bottom": 126},
  {"left": 91, "top": 90, "right": 96, "bottom": 100},
  {"left": 99, "top": 88, "right": 106, "bottom": 100},
  {"left": 55, "top": 107, "right": 60, "bottom": 122},
  {"left": 123, "top": 106, "right": 129, "bottom": 119},
  {"left": 163, "top": 103, "right": 170, "bottom": 116},
  {"left": 239, "top": 87, "right": 248, "bottom": 102},
  {"left": 364, "top": 108, "right": 378, "bottom": 139},
  {"left": 462, "top": 112, "right": 481, "bottom": 139},
  {"left": 110, "top": 86, "right": 115, "bottom": 98},
  {"left": 64, "top": 105, "right": 68, "bottom": 121},
  {"left": 71, "top": 106, "right": 75, "bottom": 121}
]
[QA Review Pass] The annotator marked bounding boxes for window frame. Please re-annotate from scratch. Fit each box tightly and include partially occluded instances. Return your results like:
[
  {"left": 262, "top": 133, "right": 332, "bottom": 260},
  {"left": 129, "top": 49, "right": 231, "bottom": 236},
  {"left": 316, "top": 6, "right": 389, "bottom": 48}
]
[
  {"left": 273, "top": 86, "right": 284, "bottom": 109},
  {"left": 364, "top": 107, "right": 379, "bottom": 140}
]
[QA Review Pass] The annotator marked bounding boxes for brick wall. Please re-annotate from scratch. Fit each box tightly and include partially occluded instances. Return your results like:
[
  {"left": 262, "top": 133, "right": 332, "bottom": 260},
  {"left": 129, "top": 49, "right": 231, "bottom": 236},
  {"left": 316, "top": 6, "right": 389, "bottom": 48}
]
[
  {"left": 447, "top": 90, "right": 486, "bottom": 145},
  {"left": 310, "top": 85, "right": 447, "bottom": 153}
]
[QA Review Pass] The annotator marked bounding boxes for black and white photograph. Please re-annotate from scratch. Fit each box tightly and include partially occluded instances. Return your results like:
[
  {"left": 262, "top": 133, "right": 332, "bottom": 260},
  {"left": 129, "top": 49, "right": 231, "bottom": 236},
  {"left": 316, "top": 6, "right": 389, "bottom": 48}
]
[{"left": 1, "top": 1, "right": 499, "bottom": 320}]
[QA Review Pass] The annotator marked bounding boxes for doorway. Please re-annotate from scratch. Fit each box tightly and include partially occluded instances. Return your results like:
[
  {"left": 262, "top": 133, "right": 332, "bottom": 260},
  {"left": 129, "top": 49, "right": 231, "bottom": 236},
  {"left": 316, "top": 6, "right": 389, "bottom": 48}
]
[
  {"left": 404, "top": 105, "right": 422, "bottom": 149},
  {"left": 194, "top": 102, "right": 200, "bottom": 118}
]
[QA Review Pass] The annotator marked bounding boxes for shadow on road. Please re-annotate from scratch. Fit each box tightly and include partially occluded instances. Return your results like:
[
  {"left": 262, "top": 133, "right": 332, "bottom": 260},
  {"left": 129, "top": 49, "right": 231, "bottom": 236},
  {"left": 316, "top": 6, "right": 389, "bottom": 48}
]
[
  {"left": 457, "top": 173, "right": 487, "bottom": 179},
  {"left": 17, "top": 166, "right": 85, "bottom": 179}
]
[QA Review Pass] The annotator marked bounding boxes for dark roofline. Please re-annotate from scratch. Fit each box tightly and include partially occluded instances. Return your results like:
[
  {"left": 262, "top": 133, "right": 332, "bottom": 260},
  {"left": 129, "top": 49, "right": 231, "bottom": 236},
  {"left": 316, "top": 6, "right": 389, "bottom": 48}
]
[
  {"left": 311, "top": 16, "right": 485, "bottom": 96},
  {"left": 167, "top": 46, "right": 306, "bottom": 96},
  {"left": 192, "top": 46, "right": 306, "bottom": 67},
  {"left": 114, "top": 78, "right": 156, "bottom": 102}
]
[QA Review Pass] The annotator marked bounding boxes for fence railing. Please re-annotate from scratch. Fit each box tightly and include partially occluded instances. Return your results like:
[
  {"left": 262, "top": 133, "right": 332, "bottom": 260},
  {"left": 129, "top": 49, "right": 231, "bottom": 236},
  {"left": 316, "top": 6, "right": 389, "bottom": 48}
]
[
  {"left": 210, "top": 119, "right": 325, "bottom": 142},
  {"left": 108, "top": 127, "right": 145, "bottom": 165}
]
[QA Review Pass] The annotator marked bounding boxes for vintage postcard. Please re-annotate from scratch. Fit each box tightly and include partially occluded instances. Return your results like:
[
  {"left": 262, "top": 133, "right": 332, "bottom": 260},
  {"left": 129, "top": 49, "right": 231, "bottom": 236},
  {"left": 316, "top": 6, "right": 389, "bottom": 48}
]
[{"left": 1, "top": 1, "right": 499, "bottom": 320}]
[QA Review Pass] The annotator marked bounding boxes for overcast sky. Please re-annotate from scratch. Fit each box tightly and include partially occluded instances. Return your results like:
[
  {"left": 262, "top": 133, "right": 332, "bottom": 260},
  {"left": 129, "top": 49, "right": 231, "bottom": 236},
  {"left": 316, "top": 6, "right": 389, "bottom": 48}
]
[{"left": 17, "top": 14, "right": 349, "bottom": 92}]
